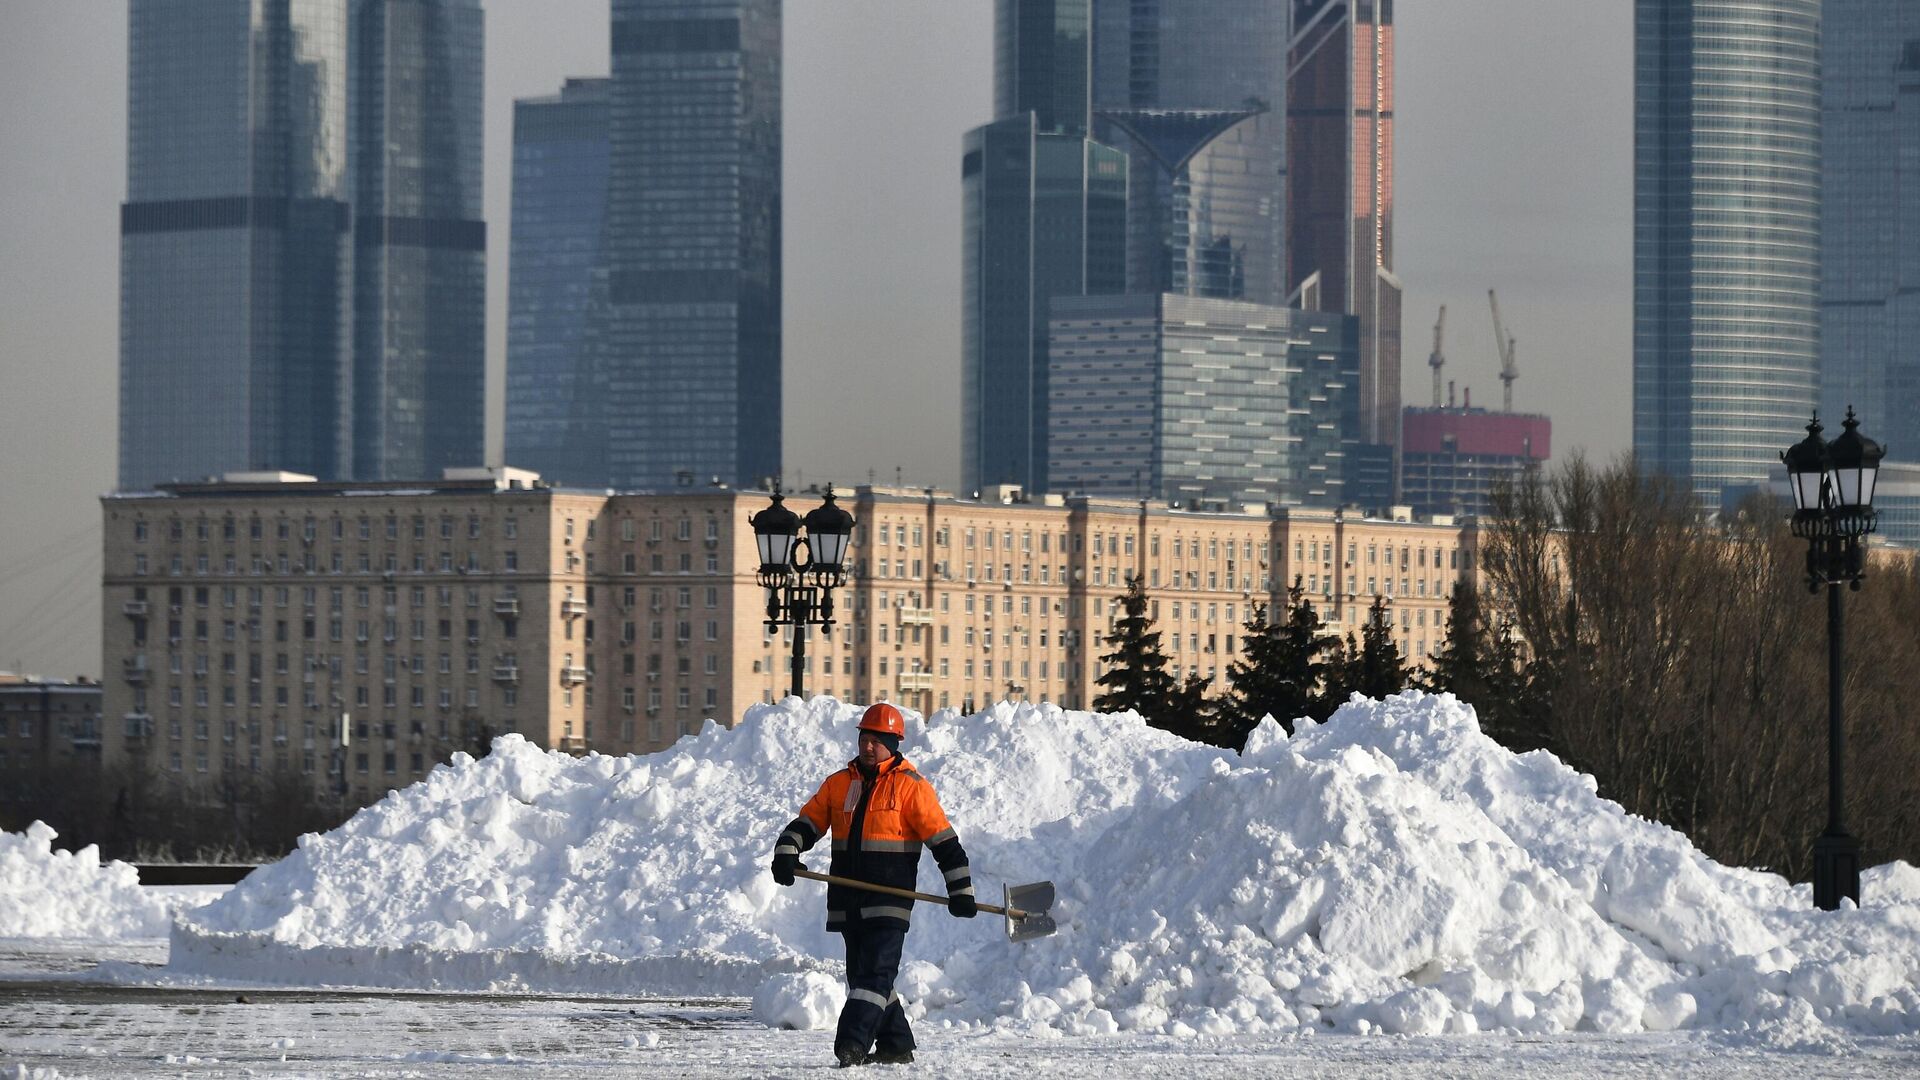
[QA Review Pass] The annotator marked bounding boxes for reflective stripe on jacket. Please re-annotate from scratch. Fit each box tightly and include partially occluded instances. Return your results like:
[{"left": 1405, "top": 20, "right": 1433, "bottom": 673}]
[{"left": 776, "top": 754, "right": 972, "bottom": 931}]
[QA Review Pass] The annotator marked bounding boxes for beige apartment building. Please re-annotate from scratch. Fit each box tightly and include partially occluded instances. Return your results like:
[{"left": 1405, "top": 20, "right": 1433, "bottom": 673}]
[{"left": 100, "top": 470, "right": 1480, "bottom": 803}]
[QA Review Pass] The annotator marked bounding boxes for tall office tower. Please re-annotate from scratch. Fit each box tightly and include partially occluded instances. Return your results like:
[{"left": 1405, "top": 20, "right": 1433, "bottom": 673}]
[
  {"left": 350, "top": 0, "right": 486, "bottom": 481},
  {"left": 962, "top": 0, "right": 1129, "bottom": 495},
  {"left": 1822, "top": 2, "right": 1920, "bottom": 460},
  {"left": 1091, "top": 0, "right": 1291, "bottom": 308},
  {"left": 1286, "top": 0, "right": 1401, "bottom": 452},
  {"left": 1049, "top": 294, "right": 1359, "bottom": 508},
  {"left": 590, "top": 0, "right": 781, "bottom": 490},
  {"left": 505, "top": 78, "right": 611, "bottom": 486},
  {"left": 119, "top": 0, "right": 353, "bottom": 490},
  {"left": 1634, "top": 1, "right": 1820, "bottom": 509}
]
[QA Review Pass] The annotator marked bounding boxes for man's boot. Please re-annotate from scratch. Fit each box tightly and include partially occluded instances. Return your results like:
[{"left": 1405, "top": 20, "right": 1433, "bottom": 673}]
[
  {"left": 833, "top": 1042, "right": 868, "bottom": 1068},
  {"left": 868, "top": 1048, "right": 915, "bottom": 1065}
]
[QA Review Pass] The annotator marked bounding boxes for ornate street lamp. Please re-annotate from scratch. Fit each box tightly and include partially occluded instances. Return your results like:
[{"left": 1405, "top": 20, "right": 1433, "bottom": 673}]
[
  {"left": 1781, "top": 407, "right": 1887, "bottom": 910},
  {"left": 751, "top": 484, "right": 856, "bottom": 698}
]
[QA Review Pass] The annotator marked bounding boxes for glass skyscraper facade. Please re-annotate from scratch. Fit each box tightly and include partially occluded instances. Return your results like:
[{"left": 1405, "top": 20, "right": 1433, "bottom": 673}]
[
  {"left": 1634, "top": 0, "right": 1821, "bottom": 508},
  {"left": 1048, "top": 294, "right": 1359, "bottom": 508},
  {"left": 350, "top": 0, "right": 486, "bottom": 481},
  {"left": 120, "top": 0, "right": 484, "bottom": 490},
  {"left": 1821, "top": 2, "right": 1920, "bottom": 464},
  {"left": 1286, "top": 0, "right": 1401, "bottom": 451},
  {"left": 504, "top": 78, "right": 610, "bottom": 487},
  {"left": 1091, "top": 0, "right": 1291, "bottom": 310},
  {"left": 963, "top": 0, "right": 1128, "bottom": 496},
  {"left": 588, "top": 0, "right": 781, "bottom": 491},
  {"left": 120, "top": 0, "right": 352, "bottom": 490},
  {"left": 1096, "top": 107, "right": 1286, "bottom": 307}
]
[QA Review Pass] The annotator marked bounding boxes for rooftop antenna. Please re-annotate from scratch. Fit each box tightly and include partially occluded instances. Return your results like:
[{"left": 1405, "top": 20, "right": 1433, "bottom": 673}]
[{"left": 1428, "top": 305, "right": 1446, "bottom": 408}]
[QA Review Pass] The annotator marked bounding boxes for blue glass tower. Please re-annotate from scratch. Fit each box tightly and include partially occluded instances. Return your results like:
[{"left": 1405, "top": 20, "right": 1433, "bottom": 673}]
[
  {"left": 119, "top": 0, "right": 353, "bottom": 490},
  {"left": 587, "top": 0, "right": 782, "bottom": 491},
  {"left": 962, "top": 0, "right": 1129, "bottom": 496},
  {"left": 119, "top": 0, "right": 485, "bottom": 490},
  {"left": 1821, "top": 2, "right": 1920, "bottom": 469},
  {"left": 1634, "top": 0, "right": 1821, "bottom": 507},
  {"left": 505, "top": 78, "right": 610, "bottom": 486},
  {"left": 350, "top": 0, "right": 486, "bottom": 481},
  {"left": 1091, "top": 0, "right": 1290, "bottom": 308}
]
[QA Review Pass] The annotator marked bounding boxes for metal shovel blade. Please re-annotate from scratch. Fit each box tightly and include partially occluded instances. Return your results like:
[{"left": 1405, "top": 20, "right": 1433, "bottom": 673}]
[{"left": 1003, "top": 881, "right": 1058, "bottom": 942}]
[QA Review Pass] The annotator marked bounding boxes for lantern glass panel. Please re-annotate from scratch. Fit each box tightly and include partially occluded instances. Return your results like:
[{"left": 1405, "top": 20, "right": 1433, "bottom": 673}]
[
  {"left": 1833, "top": 466, "right": 1864, "bottom": 510},
  {"left": 758, "top": 532, "right": 795, "bottom": 569},
  {"left": 1792, "top": 469, "right": 1824, "bottom": 512},
  {"left": 813, "top": 531, "right": 849, "bottom": 568}
]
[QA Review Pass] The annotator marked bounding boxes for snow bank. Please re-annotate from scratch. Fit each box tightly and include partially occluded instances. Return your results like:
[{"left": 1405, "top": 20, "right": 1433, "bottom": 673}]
[
  {"left": 0, "top": 822, "right": 176, "bottom": 939},
  {"left": 169, "top": 693, "right": 1920, "bottom": 1040}
]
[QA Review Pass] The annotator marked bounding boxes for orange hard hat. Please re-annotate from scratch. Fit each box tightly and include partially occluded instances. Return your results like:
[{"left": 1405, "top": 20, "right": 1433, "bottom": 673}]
[{"left": 858, "top": 702, "right": 905, "bottom": 738}]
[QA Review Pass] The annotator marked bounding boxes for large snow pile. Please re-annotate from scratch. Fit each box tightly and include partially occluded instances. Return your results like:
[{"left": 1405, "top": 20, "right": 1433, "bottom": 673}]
[
  {"left": 171, "top": 694, "right": 1920, "bottom": 1039},
  {"left": 0, "top": 822, "right": 177, "bottom": 938}
]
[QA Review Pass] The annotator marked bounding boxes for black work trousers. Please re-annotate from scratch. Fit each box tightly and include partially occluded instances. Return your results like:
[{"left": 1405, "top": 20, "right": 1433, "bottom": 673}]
[{"left": 835, "top": 923, "right": 913, "bottom": 1056}]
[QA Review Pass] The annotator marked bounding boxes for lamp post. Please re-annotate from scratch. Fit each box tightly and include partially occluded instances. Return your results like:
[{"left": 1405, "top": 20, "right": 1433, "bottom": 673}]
[
  {"left": 751, "top": 484, "right": 856, "bottom": 699},
  {"left": 1781, "top": 407, "right": 1886, "bottom": 911}
]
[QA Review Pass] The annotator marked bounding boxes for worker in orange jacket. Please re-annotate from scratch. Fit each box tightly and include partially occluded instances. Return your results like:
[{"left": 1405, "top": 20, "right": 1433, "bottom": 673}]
[{"left": 772, "top": 702, "right": 976, "bottom": 1068}]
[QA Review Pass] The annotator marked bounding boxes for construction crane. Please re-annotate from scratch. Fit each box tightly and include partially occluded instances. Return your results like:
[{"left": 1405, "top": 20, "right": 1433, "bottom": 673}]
[
  {"left": 1488, "top": 289, "right": 1518, "bottom": 412},
  {"left": 1428, "top": 305, "right": 1446, "bottom": 408}
]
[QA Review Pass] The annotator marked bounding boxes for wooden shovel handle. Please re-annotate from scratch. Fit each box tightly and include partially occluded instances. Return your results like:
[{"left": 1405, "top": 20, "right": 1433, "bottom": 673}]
[{"left": 792, "top": 867, "right": 1030, "bottom": 919}]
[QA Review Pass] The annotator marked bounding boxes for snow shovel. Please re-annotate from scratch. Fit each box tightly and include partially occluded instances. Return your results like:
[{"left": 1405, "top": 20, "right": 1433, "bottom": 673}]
[{"left": 792, "top": 867, "right": 1057, "bottom": 942}]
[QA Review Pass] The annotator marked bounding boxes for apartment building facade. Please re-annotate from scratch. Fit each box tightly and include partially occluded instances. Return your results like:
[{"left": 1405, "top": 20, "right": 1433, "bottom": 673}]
[
  {"left": 100, "top": 473, "right": 1477, "bottom": 804},
  {"left": 0, "top": 676, "right": 104, "bottom": 815}
]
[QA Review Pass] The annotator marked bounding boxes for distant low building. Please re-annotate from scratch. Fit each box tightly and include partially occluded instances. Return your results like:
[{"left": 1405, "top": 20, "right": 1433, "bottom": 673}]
[
  {"left": 1400, "top": 405, "right": 1552, "bottom": 519},
  {"left": 0, "top": 675, "right": 104, "bottom": 805}
]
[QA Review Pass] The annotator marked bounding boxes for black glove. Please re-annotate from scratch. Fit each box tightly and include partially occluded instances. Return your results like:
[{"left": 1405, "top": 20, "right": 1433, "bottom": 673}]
[
  {"left": 948, "top": 891, "right": 978, "bottom": 918},
  {"left": 771, "top": 852, "right": 797, "bottom": 886}
]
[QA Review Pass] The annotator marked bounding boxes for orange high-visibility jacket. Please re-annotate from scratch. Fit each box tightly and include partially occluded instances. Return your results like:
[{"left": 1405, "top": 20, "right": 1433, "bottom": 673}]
[{"left": 777, "top": 754, "right": 972, "bottom": 930}]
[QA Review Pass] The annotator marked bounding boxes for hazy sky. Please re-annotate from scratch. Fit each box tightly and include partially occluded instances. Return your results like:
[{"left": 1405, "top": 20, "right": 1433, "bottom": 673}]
[{"left": 0, "top": 1, "right": 1630, "bottom": 679}]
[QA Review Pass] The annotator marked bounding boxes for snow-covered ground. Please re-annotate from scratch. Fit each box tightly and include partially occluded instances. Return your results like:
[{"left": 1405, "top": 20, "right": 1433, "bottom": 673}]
[
  {"left": 4, "top": 692, "right": 1920, "bottom": 1076},
  {"left": 3, "top": 972, "right": 1918, "bottom": 1079}
]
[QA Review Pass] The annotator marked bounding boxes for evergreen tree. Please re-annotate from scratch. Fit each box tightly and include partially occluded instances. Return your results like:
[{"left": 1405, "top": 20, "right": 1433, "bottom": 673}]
[
  {"left": 1348, "top": 596, "right": 1409, "bottom": 700},
  {"left": 1219, "top": 580, "right": 1334, "bottom": 745},
  {"left": 1093, "top": 576, "right": 1178, "bottom": 723},
  {"left": 1167, "top": 672, "right": 1223, "bottom": 747},
  {"left": 1418, "top": 580, "right": 1551, "bottom": 749},
  {"left": 1419, "top": 580, "right": 1492, "bottom": 701},
  {"left": 1319, "top": 631, "right": 1359, "bottom": 715}
]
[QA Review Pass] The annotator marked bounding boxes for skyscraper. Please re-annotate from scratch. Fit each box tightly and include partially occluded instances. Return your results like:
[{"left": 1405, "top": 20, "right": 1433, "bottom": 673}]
[
  {"left": 1091, "top": 0, "right": 1291, "bottom": 308},
  {"left": 589, "top": 0, "right": 782, "bottom": 491},
  {"left": 119, "top": 0, "right": 485, "bottom": 491},
  {"left": 962, "top": 0, "right": 1128, "bottom": 495},
  {"left": 1286, "top": 0, "right": 1401, "bottom": 452},
  {"left": 1634, "top": 0, "right": 1820, "bottom": 508},
  {"left": 505, "top": 78, "right": 611, "bottom": 487},
  {"left": 1822, "top": 2, "right": 1920, "bottom": 460},
  {"left": 350, "top": 0, "right": 486, "bottom": 481},
  {"left": 119, "top": 0, "right": 352, "bottom": 490},
  {"left": 1049, "top": 294, "right": 1359, "bottom": 507}
]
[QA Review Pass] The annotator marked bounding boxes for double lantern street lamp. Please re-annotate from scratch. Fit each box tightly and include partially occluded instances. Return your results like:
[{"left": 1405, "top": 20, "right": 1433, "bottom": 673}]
[
  {"left": 751, "top": 485, "right": 856, "bottom": 699},
  {"left": 1780, "top": 407, "right": 1887, "bottom": 911}
]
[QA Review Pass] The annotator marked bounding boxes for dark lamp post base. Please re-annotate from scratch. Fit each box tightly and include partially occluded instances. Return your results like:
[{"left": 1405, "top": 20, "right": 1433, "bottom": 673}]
[{"left": 1812, "top": 831, "right": 1861, "bottom": 911}]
